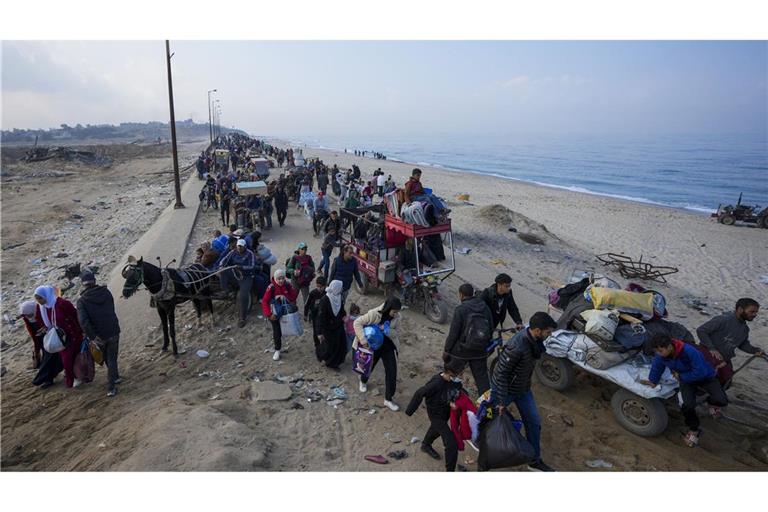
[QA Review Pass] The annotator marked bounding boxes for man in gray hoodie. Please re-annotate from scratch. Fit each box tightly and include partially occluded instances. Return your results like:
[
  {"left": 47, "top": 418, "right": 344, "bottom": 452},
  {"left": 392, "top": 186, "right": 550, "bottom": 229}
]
[
  {"left": 76, "top": 270, "right": 121, "bottom": 397},
  {"left": 697, "top": 297, "right": 762, "bottom": 371}
]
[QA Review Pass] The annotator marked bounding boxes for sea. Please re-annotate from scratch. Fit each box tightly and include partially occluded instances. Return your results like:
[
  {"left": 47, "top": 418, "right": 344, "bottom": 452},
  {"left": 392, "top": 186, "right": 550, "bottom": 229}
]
[{"left": 280, "top": 133, "right": 768, "bottom": 215}]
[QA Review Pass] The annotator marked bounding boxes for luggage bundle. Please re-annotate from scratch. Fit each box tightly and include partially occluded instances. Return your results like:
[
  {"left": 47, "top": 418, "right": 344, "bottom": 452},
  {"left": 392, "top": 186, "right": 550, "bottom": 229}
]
[{"left": 547, "top": 273, "right": 678, "bottom": 370}]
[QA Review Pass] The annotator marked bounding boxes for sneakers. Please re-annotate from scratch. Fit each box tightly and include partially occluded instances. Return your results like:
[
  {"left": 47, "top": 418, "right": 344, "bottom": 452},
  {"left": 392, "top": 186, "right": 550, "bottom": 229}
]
[
  {"left": 114, "top": 378, "right": 122, "bottom": 384},
  {"left": 359, "top": 380, "right": 368, "bottom": 393},
  {"left": 709, "top": 406, "right": 723, "bottom": 419},
  {"left": 73, "top": 379, "right": 83, "bottom": 388},
  {"left": 107, "top": 389, "right": 117, "bottom": 398},
  {"left": 527, "top": 459, "right": 555, "bottom": 472},
  {"left": 383, "top": 400, "right": 400, "bottom": 412},
  {"left": 238, "top": 320, "right": 246, "bottom": 328},
  {"left": 272, "top": 350, "right": 281, "bottom": 361},
  {"left": 420, "top": 444, "right": 441, "bottom": 460}
]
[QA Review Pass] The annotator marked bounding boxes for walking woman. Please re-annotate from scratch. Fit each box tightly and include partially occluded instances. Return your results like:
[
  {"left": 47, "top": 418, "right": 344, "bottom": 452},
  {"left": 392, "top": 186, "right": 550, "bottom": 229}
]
[
  {"left": 261, "top": 269, "right": 299, "bottom": 362},
  {"left": 315, "top": 280, "right": 347, "bottom": 370},
  {"left": 33, "top": 285, "right": 84, "bottom": 388},
  {"left": 353, "top": 297, "right": 403, "bottom": 411}
]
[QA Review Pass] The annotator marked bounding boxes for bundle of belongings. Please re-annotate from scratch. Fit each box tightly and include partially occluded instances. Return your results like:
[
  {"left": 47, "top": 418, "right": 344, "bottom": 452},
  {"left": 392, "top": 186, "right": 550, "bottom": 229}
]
[
  {"left": 547, "top": 274, "right": 689, "bottom": 372},
  {"left": 384, "top": 187, "right": 450, "bottom": 227}
]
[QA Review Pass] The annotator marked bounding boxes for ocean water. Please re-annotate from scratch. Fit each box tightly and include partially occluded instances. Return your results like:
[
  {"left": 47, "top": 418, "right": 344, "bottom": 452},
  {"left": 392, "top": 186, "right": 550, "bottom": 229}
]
[{"left": 284, "top": 133, "right": 768, "bottom": 214}]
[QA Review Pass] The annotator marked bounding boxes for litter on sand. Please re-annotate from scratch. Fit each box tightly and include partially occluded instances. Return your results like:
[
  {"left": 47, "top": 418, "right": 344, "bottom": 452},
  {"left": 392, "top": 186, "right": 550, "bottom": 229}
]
[
  {"left": 328, "top": 386, "right": 348, "bottom": 401},
  {"left": 387, "top": 450, "right": 408, "bottom": 460},
  {"left": 196, "top": 350, "right": 210, "bottom": 358},
  {"left": 457, "top": 247, "right": 472, "bottom": 255},
  {"left": 364, "top": 455, "right": 388, "bottom": 465},
  {"left": 585, "top": 459, "right": 614, "bottom": 469}
]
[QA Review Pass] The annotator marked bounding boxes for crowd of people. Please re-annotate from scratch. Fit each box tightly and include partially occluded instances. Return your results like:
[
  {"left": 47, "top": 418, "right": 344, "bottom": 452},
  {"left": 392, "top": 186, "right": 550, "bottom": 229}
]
[{"left": 18, "top": 133, "right": 765, "bottom": 472}]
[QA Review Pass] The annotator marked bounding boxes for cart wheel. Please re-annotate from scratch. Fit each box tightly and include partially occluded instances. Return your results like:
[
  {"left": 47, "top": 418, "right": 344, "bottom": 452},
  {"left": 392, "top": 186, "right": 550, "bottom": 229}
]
[
  {"left": 534, "top": 354, "right": 575, "bottom": 391},
  {"left": 424, "top": 295, "right": 448, "bottom": 324},
  {"left": 354, "top": 270, "right": 370, "bottom": 295},
  {"left": 720, "top": 214, "right": 735, "bottom": 226},
  {"left": 610, "top": 388, "right": 668, "bottom": 437}
]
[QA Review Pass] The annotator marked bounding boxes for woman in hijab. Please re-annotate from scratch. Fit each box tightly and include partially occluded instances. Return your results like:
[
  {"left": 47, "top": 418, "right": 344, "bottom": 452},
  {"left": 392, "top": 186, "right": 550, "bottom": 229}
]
[
  {"left": 315, "top": 280, "right": 348, "bottom": 369},
  {"left": 33, "top": 285, "right": 84, "bottom": 388},
  {"left": 261, "top": 269, "right": 299, "bottom": 361},
  {"left": 353, "top": 297, "right": 403, "bottom": 411},
  {"left": 19, "top": 300, "right": 44, "bottom": 369}
]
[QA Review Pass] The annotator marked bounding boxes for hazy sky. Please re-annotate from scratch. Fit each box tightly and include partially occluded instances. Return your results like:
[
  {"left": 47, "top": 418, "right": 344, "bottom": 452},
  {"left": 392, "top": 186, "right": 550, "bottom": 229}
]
[{"left": 2, "top": 40, "right": 766, "bottom": 138}]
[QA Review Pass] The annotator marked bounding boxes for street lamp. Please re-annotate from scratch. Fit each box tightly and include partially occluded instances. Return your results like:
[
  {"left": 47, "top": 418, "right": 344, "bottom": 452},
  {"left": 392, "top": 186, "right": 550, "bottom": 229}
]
[{"left": 207, "top": 89, "right": 217, "bottom": 146}]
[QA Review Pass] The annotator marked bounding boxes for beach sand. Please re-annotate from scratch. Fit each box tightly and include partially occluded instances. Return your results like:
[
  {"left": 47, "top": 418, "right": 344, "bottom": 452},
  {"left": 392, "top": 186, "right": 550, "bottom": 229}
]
[{"left": 1, "top": 140, "right": 767, "bottom": 471}]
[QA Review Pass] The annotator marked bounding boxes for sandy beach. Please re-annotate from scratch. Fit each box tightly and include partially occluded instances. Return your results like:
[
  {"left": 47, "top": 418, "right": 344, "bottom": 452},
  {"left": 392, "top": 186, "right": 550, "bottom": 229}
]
[{"left": 2, "top": 139, "right": 767, "bottom": 471}]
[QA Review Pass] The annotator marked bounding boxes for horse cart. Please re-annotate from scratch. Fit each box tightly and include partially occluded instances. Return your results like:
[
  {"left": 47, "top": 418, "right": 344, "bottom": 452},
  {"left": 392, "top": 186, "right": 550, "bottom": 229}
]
[
  {"left": 120, "top": 255, "right": 258, "bottom": 355},
  {"left": 339, "top": 204, "right": 454, "bottom": 324},
  {"left": 214, "top": 149, "right": 230, "bottom": 172}
]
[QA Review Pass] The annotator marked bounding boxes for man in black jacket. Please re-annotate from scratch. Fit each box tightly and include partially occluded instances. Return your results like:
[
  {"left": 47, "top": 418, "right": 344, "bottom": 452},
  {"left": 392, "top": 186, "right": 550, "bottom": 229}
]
[
  {"left": 490, "top": 311, "right": 556, "bottom": 471},
  {"left": 76, "top": 270, "right": 121, "bottom": 397},
  {"left": 443, "top": 283, "right": 494, "bottom": 395},
  {"left": 274, "top": 186, "right": 289, "bottom": 227},
  {"left": 480, "top": 273, "right": 523, "bottom": 332}
]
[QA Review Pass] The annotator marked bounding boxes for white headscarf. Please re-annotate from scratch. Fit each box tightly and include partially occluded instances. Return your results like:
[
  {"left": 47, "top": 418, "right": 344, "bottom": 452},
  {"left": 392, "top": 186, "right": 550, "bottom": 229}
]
[
  {"left": 33, "top": 285, "right": 58, "bottom": 328},
  {"left": 19, "top": 300, "right": 37, "bottom": 318},
  {"left": 326, "top": 280, "right": 343, "bottom": 316}
]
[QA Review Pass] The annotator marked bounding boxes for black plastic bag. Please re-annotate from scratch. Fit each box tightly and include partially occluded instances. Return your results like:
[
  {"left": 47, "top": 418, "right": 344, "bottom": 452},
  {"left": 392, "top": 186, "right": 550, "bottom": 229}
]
[{"left": 477, "top": 411, "right": 536, "bottom": 471}]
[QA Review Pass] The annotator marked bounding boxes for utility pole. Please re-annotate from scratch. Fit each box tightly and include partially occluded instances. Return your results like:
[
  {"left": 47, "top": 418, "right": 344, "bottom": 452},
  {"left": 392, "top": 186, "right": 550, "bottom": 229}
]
[
  {"left": 166, "top": 39, "right": 184, "bottom": 209},
  {"left": 207, "top": 89, "right": 216, "bottom": 146}
]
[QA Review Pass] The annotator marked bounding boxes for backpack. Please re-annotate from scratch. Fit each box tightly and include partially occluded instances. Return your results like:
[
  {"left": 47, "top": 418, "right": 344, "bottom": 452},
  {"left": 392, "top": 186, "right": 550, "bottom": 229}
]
[
  {"left": 458, "top": 307, "right": 492, "bottom": 354},
  {"left": 294, "top": 255, "right": 316, "bottom": 287}
]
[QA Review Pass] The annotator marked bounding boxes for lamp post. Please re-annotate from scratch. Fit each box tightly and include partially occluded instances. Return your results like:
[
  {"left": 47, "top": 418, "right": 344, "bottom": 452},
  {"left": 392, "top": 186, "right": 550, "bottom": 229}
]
[
  {"left": 165, "top": 40, "right": 184, "bottom": 209},
  {"left": 207, "top": 89, "right": 217, "bottom": 146}
]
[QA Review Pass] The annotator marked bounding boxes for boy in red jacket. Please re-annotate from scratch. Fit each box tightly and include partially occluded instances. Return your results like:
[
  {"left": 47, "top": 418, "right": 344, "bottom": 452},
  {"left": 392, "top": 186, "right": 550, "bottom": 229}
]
[{"left": 261, "top": 268, "right": 299, "bottom": 361}]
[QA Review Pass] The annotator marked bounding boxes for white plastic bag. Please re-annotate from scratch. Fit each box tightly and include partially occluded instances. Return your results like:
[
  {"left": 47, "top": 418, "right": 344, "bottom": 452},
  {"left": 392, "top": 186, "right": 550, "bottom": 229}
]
[
  {"left": 279, "top": 311, "right": 304, "bottom": 337},
  {"left": 581, "top": 309, "right": 618, "bottom": 342},
  {"left": 44, "top": 327, "right": 66, "bottom": 353}
]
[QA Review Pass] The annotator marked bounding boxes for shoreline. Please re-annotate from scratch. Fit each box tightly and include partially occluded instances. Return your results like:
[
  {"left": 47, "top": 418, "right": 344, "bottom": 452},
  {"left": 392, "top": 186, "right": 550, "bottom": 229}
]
[{"left": 266, "top": 137, "right": 717, "bottom": 217}]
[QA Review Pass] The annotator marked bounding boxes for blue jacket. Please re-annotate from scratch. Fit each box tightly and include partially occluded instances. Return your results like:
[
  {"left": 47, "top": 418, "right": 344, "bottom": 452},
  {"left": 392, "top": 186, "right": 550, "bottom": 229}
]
[
  {"left": 648, "top": 340, "right": 715, "bottom": 385},
  {"left": 328, "top": 255, "right": 363, "bottom": 291},
  {"left": 219, "top": 248, "right": 257, "bottom": 275}
]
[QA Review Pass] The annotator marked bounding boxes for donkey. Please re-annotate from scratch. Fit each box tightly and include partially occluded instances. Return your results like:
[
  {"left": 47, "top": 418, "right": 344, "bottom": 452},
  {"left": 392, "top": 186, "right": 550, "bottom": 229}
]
[{"left": 121, "top": 256, "right": 216, "bottom": 355}]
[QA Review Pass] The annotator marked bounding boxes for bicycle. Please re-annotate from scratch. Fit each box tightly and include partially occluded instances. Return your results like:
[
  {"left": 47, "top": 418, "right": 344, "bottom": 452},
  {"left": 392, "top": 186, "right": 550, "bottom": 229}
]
[{"left": 487, "top": 326, "right": 520, "bottom": 375}]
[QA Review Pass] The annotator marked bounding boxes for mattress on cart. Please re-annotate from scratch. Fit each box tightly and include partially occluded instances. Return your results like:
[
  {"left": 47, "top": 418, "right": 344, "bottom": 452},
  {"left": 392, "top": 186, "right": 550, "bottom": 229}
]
[{"left": 544, "top": 330, "right": 677, "bottom": 399}]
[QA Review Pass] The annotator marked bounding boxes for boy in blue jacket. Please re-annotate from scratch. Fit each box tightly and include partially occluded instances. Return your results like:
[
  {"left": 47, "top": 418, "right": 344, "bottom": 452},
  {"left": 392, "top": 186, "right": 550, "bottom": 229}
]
[{"left": 641, "top": 334, "right": 727, "bottom": 447}]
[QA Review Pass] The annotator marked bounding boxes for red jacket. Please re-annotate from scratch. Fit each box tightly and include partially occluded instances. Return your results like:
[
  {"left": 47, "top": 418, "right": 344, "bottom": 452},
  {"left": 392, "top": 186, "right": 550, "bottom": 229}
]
[
  {"left": 450, "top": 391, "right": 478, "bottom": 451},
  {"left": 261, "top": 279, "right": 299, "bottom": 317},
  {"left": 35, "top": 297, "right": 84, "bottom": 347},
  {"left": 22, "top": 316, "right": 44, "bottom": 352}
]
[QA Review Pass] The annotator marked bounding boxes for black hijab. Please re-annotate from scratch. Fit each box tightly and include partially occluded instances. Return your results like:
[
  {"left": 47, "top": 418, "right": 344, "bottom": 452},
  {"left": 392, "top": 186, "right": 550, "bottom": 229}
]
[{"left": 379, "top": 298, "right": 402, "bottom": 323}]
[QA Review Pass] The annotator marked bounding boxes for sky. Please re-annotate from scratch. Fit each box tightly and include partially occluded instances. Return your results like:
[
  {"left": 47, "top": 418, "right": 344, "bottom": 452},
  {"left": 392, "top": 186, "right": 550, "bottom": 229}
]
[{"left": 1, "top": 40, "right": 766, "bottom": 138}]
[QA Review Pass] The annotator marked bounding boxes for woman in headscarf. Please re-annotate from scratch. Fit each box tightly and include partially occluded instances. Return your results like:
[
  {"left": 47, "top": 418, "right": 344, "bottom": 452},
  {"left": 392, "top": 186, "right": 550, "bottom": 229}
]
[
  {"left": 353, "top": 297, "right": 403, "bottom": 411},
  {"left": 18, "top": 300, "right": 44, "bottom": 369},
  {"left": 33, "top": 285, "right": 84, "bottom": 388},
  {"left": 315, "top": 280, "right": 348, "bottom": 370},
  {"left": 261, "top": 269, "right": 299, "bottom": 362}
]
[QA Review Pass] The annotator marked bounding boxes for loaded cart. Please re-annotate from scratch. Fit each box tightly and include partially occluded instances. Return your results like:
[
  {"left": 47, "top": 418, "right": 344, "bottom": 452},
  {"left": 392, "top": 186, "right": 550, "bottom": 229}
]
[{"left": 339, "top": 205, "right": 455, "bottom": 324}]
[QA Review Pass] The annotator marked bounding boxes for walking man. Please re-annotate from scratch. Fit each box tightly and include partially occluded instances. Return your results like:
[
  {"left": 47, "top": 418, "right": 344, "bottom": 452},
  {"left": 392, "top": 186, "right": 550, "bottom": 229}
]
[
  {"left": 76, "top": 270, "right": 121, "bottom": 397},
  {"left": 443, "top": 283, "right": 494, "bottom": 395},
  {"left": 490, "top": 312, "right": 557, "bottom": 471}
]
